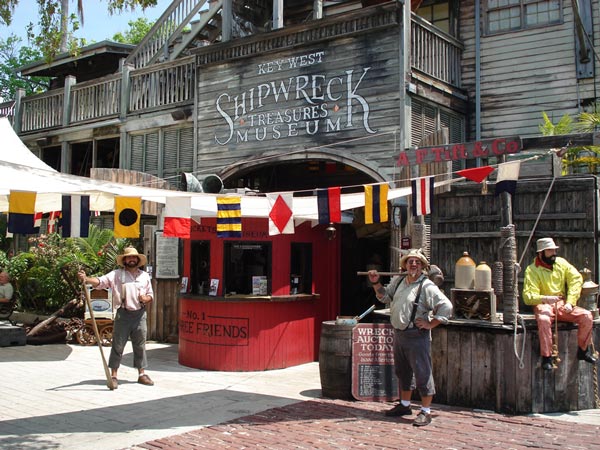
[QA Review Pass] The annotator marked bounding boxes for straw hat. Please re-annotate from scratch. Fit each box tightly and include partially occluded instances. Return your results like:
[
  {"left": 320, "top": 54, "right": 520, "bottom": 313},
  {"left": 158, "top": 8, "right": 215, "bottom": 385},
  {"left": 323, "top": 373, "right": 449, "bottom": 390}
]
[
  {"left": 536, "top": 238, "right": 559, "bottom": 253},
  {"left": 116, "top": 247, "right": 147, "bottom": 267},
  {"left": 400, "top": 248, "right": 429, "bottom": 270}
]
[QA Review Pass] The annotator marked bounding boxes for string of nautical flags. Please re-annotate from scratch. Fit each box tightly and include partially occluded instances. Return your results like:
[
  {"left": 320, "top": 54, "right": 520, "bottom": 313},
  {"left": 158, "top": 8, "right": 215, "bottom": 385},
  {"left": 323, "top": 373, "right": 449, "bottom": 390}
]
[{"left": 5, "top": 159, "right": 523, "bottom": 239}]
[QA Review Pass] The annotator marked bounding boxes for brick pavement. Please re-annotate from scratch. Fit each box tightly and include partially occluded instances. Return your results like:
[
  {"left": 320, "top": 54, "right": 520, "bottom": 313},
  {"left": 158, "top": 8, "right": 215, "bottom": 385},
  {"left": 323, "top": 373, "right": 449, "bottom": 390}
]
[{"left": 129, "top": 398, "right": 600, "bottom": 450}]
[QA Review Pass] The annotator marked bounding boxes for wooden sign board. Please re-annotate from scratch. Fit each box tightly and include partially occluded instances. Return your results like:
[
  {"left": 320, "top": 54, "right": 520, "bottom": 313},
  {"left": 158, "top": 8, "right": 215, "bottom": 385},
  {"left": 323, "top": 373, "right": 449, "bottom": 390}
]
[{"left": 351, "top": 323, "right": 398, "bottom": 402}]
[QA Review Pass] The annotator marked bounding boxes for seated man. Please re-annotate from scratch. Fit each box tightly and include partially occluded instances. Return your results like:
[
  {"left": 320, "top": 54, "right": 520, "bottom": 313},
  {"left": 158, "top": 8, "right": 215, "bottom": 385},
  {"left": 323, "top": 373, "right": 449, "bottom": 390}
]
[
  {"left": 523, "top": 238, "right": 597, "bottom": 371},
  {"left": 0, "top": 271, "right": 13, "bottom": 303}
]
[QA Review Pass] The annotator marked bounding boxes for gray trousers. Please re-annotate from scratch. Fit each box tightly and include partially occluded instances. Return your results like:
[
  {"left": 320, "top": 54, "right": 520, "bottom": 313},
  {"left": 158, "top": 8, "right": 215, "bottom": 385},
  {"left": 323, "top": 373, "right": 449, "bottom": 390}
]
[
  {"left": 393, "top": 327, "right": 435, "bottom": 397},
  {"left": 108, "top": 308, "right": 148, "bottom": 371}
]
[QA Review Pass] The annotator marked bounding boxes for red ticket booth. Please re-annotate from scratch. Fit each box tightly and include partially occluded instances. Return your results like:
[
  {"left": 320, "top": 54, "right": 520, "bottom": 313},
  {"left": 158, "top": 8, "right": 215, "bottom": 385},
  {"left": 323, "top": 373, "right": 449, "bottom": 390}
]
[{"left": 178, "top": 217, "right": 340, "bottom": 371}]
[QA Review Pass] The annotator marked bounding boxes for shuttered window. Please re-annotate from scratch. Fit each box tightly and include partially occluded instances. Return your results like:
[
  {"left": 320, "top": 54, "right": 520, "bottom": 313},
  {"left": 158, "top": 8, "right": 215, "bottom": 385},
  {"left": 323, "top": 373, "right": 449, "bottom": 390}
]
[
  {"left": 411, "top": 98, "right": 465, "bottom": 147},
  {"left": 128, "top": 126, "right": 193, "bottom": 187},
  {"left": 163, "top": 127, "right": 194, "bottom": 188}
]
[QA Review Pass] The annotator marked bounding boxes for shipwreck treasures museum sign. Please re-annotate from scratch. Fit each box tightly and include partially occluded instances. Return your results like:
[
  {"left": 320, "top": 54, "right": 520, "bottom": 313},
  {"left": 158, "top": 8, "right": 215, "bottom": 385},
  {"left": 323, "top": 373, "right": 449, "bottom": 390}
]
[{"left": 197, "top": 33, "right": 401, "bottom": 159}]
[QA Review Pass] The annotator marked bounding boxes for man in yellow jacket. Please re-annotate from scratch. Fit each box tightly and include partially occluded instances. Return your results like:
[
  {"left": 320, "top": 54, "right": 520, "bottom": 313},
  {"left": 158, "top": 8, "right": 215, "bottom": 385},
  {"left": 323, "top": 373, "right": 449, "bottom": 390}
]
[{"left": 523, "top": 238, "right": 596, "bottom": 371}]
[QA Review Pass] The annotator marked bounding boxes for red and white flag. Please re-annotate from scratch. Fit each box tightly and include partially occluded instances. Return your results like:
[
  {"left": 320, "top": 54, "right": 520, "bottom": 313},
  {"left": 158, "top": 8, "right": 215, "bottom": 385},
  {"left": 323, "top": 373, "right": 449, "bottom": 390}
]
[
  {"left": 47, "top": 211, "right": 60, "bottom": 233},
  {"left": 163, "top": 197, "right": 191, "bottom": 239},
  {"left": 411, "top": 176, "right": 434, "bottom": 217},
  {"left": 34, "top": 212, "right": 42, "bottom": 229},
  {"left": 267, "top": 193, "right": 294, "bottom": 235}
]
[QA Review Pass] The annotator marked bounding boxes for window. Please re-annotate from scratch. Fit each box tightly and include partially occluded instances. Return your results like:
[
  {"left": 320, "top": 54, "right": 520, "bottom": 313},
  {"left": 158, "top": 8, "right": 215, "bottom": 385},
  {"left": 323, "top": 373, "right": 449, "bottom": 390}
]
[
  {"left": 190, "top": 240, "right": 210, "bottom": 295},
  {"left": 224, "top": 242, "right": 272, "bottom": 295},
  {"left": 417, "top": 1, "right": 451, "bottom": 35},
  {"left": 290, "top": 243, "right": 312, "bottom": 295},
  {"left": 486, "top": 0, "right": 562, "bottom": 35}
]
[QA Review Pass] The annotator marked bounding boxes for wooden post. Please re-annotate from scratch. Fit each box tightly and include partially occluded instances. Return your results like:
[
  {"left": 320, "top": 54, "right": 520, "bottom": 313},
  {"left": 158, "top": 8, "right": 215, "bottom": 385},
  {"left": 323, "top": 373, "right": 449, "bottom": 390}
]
[
  {"left": 273, "top": 0, "right": 283, "bottom": 29},
  {"left": 222, "top": 0, "right": 232, "bottom": 42},
  {"left": 82, "top": 283, "right": 114, "bottom": 390}
]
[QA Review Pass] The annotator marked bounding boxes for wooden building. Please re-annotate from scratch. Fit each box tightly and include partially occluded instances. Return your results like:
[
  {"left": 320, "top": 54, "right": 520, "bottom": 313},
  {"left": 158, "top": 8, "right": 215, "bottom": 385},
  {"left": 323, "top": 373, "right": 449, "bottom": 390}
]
[{"left": 2, "top": 0, "right": 600, "bottom": 410}]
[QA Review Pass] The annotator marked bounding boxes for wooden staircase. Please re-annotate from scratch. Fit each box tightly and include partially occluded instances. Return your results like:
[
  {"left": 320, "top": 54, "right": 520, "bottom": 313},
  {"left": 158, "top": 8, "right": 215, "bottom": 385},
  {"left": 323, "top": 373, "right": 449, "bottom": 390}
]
[{"left": 124, "top": 0, "right": 224, "bottom": 69}]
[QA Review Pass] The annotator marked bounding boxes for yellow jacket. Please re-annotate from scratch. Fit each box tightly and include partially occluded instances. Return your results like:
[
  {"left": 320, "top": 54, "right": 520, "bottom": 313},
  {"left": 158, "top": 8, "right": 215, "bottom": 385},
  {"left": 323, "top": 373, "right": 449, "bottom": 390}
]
[{"left": 522, "top": 256, "right": 582, "bottom": 306}]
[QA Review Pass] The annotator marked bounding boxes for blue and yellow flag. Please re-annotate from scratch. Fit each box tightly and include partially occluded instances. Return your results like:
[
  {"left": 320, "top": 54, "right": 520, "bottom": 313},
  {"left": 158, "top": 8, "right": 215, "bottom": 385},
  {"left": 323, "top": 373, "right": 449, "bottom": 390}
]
[
  {"left": 8, "top": 190, "right": 37, "bottom": 234},
  {"left": 364, "top": 184, "right": 389, "bottom": 224},
  {"left": 217, "top": 196, "right": 242, "bottom": 238}
]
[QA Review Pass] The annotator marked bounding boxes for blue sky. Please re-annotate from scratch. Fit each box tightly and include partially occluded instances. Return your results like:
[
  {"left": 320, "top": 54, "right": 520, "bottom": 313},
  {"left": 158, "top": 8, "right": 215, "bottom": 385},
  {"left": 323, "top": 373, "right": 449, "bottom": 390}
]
[{"left": 2, "top": 0, "right": 174, "bottom": 45}]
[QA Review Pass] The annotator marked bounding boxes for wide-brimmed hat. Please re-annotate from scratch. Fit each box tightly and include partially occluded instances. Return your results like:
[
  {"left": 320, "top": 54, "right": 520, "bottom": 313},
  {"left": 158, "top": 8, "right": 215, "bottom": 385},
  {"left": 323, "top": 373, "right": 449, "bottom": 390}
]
[
  {"left": 536, "top": 238, "right": 559, "bottom": 253},
  {"left": 400, "top": 248, "right": 429, "bottom": 270},
  {"left": 116, "top": 247, "right": 147, "bottom": 267}
]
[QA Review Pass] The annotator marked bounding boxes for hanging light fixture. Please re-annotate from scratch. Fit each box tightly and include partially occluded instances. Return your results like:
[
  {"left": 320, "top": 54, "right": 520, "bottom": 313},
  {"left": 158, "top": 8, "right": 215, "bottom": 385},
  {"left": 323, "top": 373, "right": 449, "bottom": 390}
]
[{"left": 326, "top": 223, "right": 336, "bottom": 240}]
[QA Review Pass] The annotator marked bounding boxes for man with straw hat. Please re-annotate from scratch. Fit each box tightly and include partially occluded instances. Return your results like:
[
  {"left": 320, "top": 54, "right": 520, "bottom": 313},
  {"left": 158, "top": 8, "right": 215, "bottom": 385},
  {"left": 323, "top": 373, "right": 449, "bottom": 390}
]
[
  {"left": 523, "top": 237, "right": 596, "bottom": 371},
  {"left": 368, "top": 248, "right": 452, "bottom": 427},
  {"left": 78, "top": 247, "right": 154, "bottom": 389}
]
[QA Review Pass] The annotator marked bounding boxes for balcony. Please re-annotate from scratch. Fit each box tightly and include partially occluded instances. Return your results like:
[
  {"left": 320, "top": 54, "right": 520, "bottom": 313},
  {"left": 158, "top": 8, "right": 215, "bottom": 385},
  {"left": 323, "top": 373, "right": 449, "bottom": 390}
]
[{"left": 9, "top": 9, "right": 463, "bottom": 134}]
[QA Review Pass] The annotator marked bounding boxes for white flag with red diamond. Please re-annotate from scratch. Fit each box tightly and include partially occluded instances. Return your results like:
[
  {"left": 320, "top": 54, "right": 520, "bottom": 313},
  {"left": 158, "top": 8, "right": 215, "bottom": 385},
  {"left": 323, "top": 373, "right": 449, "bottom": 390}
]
[{"left": 267, "top": 193, "right": 294, "bottom": 235}]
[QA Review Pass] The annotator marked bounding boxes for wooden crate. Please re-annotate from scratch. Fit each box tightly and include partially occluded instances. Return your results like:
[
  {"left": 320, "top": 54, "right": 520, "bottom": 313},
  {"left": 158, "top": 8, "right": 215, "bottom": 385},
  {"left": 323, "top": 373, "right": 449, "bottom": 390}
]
[{"left": 451, "top": 288, "right": 499, "bottom": 322}]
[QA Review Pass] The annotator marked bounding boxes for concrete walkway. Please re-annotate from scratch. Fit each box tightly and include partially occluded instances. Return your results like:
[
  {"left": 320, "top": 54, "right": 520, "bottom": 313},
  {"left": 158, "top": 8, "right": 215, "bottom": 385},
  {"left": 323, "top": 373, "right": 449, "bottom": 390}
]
[{"left": 1, "top": 336, "right": 599, "bottom": 449}]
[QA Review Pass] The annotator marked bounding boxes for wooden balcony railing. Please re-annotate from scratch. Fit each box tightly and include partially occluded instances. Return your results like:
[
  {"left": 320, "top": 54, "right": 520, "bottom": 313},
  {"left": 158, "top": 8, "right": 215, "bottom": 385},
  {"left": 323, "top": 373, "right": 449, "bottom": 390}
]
[
  {"left": 20, "top": 90, "right": 64, "bottom": 132},
  {"left": 0, "top": 101, "right": 15, "bottom": 124},
  {"left": 70, "top": 74, "right": 121, "bottom": 123},
  {"left": 12, "top": 11, "right": 462, "bottom": 134},
  {"left": 411, "top": 14, "right": 463, "bottom": 87},
  {"left": 129, "top": 56, "right": 195, "bottom": 112}
]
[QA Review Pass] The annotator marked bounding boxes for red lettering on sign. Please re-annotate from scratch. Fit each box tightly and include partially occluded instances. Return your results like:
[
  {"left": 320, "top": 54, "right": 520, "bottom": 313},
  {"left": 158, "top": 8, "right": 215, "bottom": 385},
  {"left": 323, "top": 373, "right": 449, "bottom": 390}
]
[
  {"left": 396, "top": 152, "right": 410, "bottom": 166},
  {"left": 416, "top": 149, "right": 428, "bottom": 164}
]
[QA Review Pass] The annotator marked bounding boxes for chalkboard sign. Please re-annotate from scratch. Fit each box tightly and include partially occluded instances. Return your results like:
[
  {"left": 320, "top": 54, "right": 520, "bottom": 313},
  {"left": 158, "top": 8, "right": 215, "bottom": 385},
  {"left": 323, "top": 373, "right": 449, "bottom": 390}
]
[
  {"left": 351, "top": 323, "right": 398, "bottom": 402},
  {"left": 155, "top": 232, "right": 179, "bottom": 279}
]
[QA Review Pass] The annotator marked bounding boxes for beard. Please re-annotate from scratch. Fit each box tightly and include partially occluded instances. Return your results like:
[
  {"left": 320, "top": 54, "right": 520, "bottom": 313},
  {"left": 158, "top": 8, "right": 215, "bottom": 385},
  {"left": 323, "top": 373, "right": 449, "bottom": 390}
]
[
  {"left": 541, "top": 253, "right": 556, "bottom": 265},
  {"left": 125, "top": 259, "right": 139, "bottom": 268}
]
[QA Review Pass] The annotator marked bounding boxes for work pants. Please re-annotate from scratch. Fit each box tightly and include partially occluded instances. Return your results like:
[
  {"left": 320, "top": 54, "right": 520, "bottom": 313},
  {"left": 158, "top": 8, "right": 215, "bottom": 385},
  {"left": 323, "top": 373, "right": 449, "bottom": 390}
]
[{"left": 533, "top": 300, "right": 593, "bottom": 357}]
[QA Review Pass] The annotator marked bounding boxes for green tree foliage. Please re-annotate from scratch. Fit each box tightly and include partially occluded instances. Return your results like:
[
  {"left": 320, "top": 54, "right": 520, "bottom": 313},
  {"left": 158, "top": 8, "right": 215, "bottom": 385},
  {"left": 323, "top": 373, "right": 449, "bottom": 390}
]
[
  {"left": 0, "top": 34, "right": 50, "bottom": 100},
  {"left": 1, "top": 0, "right": 159, "bottom": 62},
  {"left": 0, "top": 224, "right": 132, "bottom": 314},
  {"left": 539, "top": 110, "right": 600, "bottom": 175},
  {"left": 111, "top": 17, "right": 154, "bottom": 45}
]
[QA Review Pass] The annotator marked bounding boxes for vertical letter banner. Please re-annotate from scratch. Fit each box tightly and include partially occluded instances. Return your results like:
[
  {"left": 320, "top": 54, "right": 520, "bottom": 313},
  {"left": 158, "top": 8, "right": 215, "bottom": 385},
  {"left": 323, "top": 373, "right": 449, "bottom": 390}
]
[
  {"left": 164, "top": 197, "right": 192, "bottom": 239},
  {"left": 267, "top": 193, "right": 294, "bottom": 235},
  {"left": 217, "top": 196, "right": 242, "bottom": 238},
  {"left": 8, "top": 190, "right": 37, "bottom": 234},
  {"left": 317, "top": 187, "right": 341, "bottom": 224},
  {"left": 494, "top": 161, "right": 521, "bottom": 196},
  {"left": 411, "top": 176, "right": 434, "bottom": 217},
  {"left": 61, "top": 195, "right": 91, "bottom": 238},
  {"left": 364, "top": 184, "right": 389, "bottom": 224},
  {"left": 114, "top": 197, "right": 141, "bottom": 238}
]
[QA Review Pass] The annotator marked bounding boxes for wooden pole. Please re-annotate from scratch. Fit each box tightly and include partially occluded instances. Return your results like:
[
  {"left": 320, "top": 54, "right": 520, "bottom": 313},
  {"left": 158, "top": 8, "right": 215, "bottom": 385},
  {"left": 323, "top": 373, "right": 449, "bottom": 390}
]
[
  {"left": 356, "top": 271, "right": 404, "bottom": 276},
  {"left": 82, "top": 283, "right": 114, "bottom": 390}
]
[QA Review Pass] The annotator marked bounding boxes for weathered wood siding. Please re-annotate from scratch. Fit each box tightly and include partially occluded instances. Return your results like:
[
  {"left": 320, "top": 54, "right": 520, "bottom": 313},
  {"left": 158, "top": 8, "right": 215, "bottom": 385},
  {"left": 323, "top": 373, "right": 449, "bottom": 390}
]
[
  {"left": 195, "top": 12, "right": 402, "bottom": 180},
  {"left": 460, "top": 1, "right": 600, "bottom": 139},
  {"left": 431, "top": 175, "right": 599, "bottom": 311},
  {"left": 432, "top": 321, "right": 600, "bottom": 413}
]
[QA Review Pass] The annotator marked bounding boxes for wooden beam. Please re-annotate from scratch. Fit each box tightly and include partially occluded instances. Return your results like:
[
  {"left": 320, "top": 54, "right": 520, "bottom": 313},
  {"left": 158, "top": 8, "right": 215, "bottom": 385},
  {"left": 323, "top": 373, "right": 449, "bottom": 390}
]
[{"left": 222, "top": 0, "right": 232, "bottom": 42}]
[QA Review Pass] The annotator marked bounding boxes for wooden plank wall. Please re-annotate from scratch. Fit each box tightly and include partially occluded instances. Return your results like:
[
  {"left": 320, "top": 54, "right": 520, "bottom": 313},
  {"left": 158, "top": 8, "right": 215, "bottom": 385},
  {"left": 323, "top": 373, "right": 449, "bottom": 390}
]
[
  {"left": 431, "top": 175, "right": 599, "bottom": 312},
  {"left": 460, "top": 0, "right": 600, "bottom": 139},
  {"left": 432, "top": 322, "right": 600, "bottom": 413},
  {"left": 195, "top": 14, "right": 402, "bottom": 182}
]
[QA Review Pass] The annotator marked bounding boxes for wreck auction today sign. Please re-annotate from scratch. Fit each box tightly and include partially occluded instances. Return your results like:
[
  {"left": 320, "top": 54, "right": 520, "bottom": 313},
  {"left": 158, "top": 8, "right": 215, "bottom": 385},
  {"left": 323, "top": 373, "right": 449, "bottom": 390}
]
[
  {"left": 211, "top": 50, "right": 377, "bottom": 145},
  {"left": 396, "top": 136, "right": 523, "bottom": 166},
  {"left": 352, "top": 323, "right": 398, "bottom": 402}
]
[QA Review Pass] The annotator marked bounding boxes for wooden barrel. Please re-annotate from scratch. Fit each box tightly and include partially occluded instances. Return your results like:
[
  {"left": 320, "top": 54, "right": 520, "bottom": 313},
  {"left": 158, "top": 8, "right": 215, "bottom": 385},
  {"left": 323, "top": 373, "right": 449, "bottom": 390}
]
[{"left": 319, "top": 320, "right": 354, "bottom": 400}]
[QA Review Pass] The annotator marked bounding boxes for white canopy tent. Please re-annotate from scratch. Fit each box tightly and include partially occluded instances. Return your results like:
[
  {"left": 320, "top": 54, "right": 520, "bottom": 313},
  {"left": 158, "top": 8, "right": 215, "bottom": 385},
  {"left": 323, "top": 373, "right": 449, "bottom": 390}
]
[{"left": 0, "top": 117, "right": 456, "bottom": 221}]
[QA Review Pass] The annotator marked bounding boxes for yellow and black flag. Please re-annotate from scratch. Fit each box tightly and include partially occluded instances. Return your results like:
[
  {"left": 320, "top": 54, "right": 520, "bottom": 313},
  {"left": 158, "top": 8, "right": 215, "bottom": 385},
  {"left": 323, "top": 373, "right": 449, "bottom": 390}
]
[
  {"left": 114, "top": 197, "right": 141, "bottom": 238},
  {"left": 364, "top": 184, "right": 389, "bottom": 224}
]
